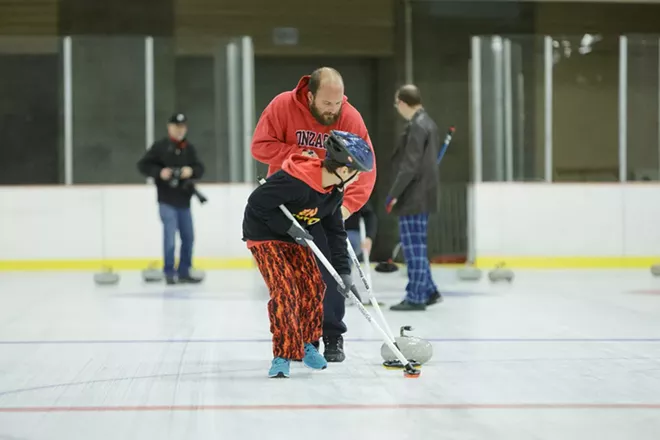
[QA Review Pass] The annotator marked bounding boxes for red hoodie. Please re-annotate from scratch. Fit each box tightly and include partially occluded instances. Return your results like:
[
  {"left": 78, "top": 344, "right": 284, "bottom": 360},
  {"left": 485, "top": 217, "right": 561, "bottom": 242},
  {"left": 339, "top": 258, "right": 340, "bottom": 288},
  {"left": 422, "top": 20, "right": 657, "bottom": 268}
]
[
  {"left": 250, "top": 75, "right": 376, "bottom": 215},
  {"left": 282, "top": 154, "right": 331, "bottom": 194}
]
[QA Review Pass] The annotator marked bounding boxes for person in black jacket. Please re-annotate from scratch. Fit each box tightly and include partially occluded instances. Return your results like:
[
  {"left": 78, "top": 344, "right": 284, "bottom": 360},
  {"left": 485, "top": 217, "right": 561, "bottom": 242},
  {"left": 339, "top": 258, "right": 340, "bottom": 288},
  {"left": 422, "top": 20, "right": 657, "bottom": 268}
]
[
  {"left": 242, "top": 130, "right": 374, "bottom": 378},
  {"left": 385, "top": 85, "right": 442, "bottom": 311},
  {"left": 137, "top": 113, "right": 205, "bottom": 285}
]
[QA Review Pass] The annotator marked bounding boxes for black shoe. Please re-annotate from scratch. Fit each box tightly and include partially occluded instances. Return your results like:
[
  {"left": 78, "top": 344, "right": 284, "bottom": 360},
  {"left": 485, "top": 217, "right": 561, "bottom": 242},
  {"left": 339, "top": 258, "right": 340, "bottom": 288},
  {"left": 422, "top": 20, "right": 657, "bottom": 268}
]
[
  {"left": 426, "top": 291, "right": 443, "bottom": 306},
  {"left": 390, "top": 300, "right": 427, "bottom": 311},
  {"left": 165, "top": 276, "right": 177, "bottom": 285},
  {"left": 322, "top": 335, "right": 345, "bottom": 363},
  {"left": 178, "top": 275, "right": 203, "bottom": 284}
]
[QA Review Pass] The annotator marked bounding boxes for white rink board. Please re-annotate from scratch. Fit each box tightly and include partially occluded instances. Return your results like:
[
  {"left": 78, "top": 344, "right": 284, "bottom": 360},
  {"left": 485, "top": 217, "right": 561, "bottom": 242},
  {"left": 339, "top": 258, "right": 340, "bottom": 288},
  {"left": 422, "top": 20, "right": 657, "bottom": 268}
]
[
  {"left": 473, "top": 183, "right": 660, "bottom": 260},
  {"left": 0, "top": 184, "right": 255, "bottom": 261},
  {"left": 3, "top": 183, "right": 660, "bottom": 264}
]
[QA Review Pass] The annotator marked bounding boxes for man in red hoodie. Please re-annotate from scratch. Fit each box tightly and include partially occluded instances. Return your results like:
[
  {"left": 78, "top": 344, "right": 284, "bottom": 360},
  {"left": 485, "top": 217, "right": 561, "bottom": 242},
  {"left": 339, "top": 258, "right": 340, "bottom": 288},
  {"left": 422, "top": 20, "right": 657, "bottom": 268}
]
[
  {"left": 243, "top": 131, "right": 374, "bottom": 378},
  {"left": 251, "top": 67, "right": 377, "bottom": 363}
]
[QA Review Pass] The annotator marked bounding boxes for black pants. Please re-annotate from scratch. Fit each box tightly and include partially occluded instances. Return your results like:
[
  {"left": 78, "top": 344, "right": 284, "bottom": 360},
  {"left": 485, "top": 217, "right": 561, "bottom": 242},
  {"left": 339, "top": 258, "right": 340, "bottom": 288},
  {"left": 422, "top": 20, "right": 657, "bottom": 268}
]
[{"left": 310, "top": 222, "right": 346, "bottom": 337}]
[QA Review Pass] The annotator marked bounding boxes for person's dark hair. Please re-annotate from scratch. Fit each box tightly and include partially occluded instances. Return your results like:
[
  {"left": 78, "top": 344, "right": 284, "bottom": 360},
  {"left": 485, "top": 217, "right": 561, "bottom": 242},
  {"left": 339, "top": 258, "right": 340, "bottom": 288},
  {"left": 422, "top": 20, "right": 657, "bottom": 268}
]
[
  {"left": 322, "top": 157, "right": 346, "bottom": 174},
  {"left": 396, "top": 85, "right": 422, "bottom": 106},
  {"left": 309, "top": 67, "right": 342, "bottom": 95}
]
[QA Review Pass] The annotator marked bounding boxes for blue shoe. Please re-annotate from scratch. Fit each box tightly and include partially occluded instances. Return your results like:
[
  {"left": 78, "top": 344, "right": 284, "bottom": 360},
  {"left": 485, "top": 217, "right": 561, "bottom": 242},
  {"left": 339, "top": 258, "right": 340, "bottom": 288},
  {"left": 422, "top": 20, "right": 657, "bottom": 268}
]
[
  {"left": 268, "top": 357, "right": 290, "bottom": 378},
  {"left": 303, "top": 343, "right": 328, "bottom": 370}
]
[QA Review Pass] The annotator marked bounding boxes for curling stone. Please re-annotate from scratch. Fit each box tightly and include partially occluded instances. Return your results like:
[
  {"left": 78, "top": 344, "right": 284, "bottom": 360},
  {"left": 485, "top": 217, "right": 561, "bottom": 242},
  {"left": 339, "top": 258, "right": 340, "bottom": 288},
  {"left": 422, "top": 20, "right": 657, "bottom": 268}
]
[
  {"left": 457, "top": 264, "right": 482, "bottom": 281},
  {"left": 375, "top": 243, "right": 402, "bottom": 273},
  {"left": 488, "top": 262, "right": 514, "bottom": 283},
  {"left": 142, "top": 262, "right": 163, "bottom": 283},
  {"left": 651, "top": 264, "right": 660, "bottom": 276},
  {"left": 189, "top": 268, "right": 206, "bottom": 281},
  {"left": 375, "top": 259, "right": 399, "bottom": 273},
  {"left": 94, "top": 266, "right": 120, "bottom": 286},
  {"left": 381, "top": 325, "right": 433, "bottom": 368}
]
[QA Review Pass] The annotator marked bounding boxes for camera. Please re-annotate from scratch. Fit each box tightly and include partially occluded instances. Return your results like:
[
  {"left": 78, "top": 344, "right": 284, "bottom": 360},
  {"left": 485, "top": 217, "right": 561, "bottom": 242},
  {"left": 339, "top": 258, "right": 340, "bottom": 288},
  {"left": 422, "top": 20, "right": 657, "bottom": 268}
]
[
  {"left": 168, "top": 167, "right": 208, "bottom": 205},
  {"left": 168, "top": 168, "right": 183, "bottom": 188}
]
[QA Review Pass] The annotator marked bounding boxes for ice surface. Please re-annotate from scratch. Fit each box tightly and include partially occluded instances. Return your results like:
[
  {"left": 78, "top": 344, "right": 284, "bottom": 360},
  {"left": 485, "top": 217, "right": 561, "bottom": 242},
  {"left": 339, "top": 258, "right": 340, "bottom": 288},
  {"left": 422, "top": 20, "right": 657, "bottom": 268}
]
[{"left": 0, "top": 267, "right": 659, "bottom": 439}]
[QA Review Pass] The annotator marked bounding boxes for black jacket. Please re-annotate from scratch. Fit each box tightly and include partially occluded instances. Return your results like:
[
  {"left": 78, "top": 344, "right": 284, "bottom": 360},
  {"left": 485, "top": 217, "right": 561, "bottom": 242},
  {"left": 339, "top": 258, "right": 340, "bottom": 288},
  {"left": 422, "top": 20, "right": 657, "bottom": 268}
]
[
  {"left": 137, "top": 137, "right": 205, "bottom": 208},
  {"left": 242, "top": 165, "right": 350, "bottom": 275},
  {"left": 388, "top": 109, "right": 440, "bottom": 216},
  {"left": 344, "top": 200, "right": 378, "bottom": 240}
]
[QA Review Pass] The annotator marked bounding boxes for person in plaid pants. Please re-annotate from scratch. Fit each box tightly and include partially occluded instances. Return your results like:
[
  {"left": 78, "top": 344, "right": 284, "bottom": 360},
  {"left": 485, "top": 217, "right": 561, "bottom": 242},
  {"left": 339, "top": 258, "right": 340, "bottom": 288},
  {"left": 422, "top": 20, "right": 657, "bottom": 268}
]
[{"left": 385, "top": 85, "right": 442, "bottom": 311}]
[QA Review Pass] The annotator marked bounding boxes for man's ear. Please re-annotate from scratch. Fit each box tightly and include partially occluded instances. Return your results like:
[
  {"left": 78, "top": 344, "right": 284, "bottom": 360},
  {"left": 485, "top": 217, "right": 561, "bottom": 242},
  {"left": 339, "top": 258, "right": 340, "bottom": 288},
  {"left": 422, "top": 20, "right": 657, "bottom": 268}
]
[{"left": 307, "top": 91, "right": 313, "bottom": 104}]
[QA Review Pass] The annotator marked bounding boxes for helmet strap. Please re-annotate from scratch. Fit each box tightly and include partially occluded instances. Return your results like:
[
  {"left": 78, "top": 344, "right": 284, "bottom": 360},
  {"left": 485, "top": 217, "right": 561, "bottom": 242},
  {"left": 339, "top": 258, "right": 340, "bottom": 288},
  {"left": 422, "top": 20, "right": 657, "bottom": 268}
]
[{"left": 333, "top": 169, "right": 358, "bottom": 190}]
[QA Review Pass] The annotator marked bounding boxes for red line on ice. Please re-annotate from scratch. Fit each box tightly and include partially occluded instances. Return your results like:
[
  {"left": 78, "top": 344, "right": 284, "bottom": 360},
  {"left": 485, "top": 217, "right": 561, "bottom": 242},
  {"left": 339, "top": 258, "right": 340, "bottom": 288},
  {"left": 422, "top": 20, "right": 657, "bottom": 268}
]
[{"left": 1, "top": 403, "right": 659, "bottom": 413}]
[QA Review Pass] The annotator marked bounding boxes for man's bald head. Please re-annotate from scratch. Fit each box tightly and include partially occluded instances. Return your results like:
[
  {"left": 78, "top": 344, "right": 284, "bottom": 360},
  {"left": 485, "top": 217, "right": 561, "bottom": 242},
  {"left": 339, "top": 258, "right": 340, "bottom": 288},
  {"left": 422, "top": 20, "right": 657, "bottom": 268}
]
[
  {"left": 309, "top": 67, "right": 344, "bottom": 95},
  {"left": 394, "top": 84, "right": 423, "bottom": 120},
  {"left": 307, "top": 67, "right": 345, "bottom": 126},
  {"left": 396, "top": 84, "right": 422, "bottom": 106}
]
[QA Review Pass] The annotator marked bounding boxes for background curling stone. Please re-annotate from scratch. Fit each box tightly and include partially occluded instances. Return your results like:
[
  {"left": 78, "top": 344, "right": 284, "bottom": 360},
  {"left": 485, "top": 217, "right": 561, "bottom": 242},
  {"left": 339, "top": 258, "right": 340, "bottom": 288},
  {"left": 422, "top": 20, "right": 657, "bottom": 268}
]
[
  {"left": 189, "top": 268, "right": 206, "bottom": 281},
  {"left": 651, "top": 264, "right": 660, "bottom": 276},
  {"left": 94, "top": 266, "right": 120, "bottom": 285},
  {"left": 142, "top": 262, "right": 163, "bottom": 283},
  {"left": 375, "top": 259, "right": 398, "bottom": 273},
  {"left": 457, "top": 265, "right": 482, "bottom": 281},
  {"left": 488, "top": 264, "right": 514, "bottom": 282},
  {"left": 375, "top": 243, "right": 402, "bottom": 273}
]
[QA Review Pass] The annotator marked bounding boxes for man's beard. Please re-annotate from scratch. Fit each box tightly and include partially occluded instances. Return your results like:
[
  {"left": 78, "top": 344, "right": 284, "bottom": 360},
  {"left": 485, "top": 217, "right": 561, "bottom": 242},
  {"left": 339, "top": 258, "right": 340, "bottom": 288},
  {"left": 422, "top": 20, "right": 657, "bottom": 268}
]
[{"left": 309, "top": 101, "right": 341, "bottom": 126}]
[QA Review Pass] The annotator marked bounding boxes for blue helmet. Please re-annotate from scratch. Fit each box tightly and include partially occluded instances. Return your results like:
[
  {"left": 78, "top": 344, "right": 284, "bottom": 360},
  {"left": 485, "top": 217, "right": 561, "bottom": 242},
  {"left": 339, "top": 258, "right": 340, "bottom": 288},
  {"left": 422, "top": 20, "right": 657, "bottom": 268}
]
[{"left": 324, "top": 130, "right": 374, "bottom": 172}]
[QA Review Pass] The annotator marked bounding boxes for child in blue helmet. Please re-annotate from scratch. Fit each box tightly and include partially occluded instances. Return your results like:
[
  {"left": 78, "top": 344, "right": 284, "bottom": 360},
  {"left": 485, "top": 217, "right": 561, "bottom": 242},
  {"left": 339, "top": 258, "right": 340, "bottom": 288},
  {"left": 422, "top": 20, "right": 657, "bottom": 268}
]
[{"left": 242, "top": 130, "right": 374, "bottom": 378}]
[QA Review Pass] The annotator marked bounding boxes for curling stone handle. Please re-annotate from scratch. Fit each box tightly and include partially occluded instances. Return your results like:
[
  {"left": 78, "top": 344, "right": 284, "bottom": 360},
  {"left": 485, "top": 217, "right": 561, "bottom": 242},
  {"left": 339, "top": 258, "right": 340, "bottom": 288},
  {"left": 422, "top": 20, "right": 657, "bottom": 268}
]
[{"left": 400, "top": 325, "right": 414, "bottom": 336}]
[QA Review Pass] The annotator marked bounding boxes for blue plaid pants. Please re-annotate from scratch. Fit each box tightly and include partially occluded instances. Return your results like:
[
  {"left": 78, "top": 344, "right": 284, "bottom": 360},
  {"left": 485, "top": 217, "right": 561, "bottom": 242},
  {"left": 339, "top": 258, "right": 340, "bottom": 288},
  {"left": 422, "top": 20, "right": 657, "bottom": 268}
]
[{"left": 399, "top": 214, "right": 438, "bottom": 304}]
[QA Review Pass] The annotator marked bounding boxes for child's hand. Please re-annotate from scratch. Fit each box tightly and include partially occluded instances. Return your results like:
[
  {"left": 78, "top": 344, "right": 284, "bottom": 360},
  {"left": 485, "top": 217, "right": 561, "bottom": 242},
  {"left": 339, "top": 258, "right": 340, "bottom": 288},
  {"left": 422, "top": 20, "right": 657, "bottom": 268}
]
[
  {"left": 286, "top": 223, "right": 313, "bottom": 246},
  {"left": 337, "top": 274, "right": 354, "bottom": 298}
]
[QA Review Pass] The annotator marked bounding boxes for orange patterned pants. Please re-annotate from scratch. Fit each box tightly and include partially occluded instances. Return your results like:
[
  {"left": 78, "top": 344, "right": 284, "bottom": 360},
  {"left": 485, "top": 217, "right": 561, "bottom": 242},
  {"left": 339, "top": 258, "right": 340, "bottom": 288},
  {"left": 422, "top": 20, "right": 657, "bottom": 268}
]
[{"left": 250, "top": 241, "right": 326, "bottom": 359}]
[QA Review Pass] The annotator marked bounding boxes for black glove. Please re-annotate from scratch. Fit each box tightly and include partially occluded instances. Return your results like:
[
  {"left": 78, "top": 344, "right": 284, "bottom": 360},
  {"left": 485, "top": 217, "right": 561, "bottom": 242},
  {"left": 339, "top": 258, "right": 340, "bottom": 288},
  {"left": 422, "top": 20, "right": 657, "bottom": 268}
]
[
  {"left": 286, "top": 223, "right": 313, "bottom": 246},
  {"left": 337, "top": 273, "right": 354, "bottom": 298}
]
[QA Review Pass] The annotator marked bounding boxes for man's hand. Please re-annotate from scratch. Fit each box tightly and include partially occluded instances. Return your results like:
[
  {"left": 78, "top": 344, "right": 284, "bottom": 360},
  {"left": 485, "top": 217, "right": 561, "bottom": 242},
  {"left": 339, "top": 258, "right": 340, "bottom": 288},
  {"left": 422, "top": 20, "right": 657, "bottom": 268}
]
[
  {"left": 385, "top": 197, "right": 397, "bottom": 214},
  {"left": 301, "top": 149, "right": 319, "bottom": 158},
  {"left": 361, "top": 237, "right": 373, "bottom": 255},
  {"left": 181, "top": 166, "right": 193, "bottom": 179},
  {"left": 160, "top": 168, "right": 173, "bottom": 180},
  {"left": 341, "top": 206, "right": 351, "bottom": 220}
]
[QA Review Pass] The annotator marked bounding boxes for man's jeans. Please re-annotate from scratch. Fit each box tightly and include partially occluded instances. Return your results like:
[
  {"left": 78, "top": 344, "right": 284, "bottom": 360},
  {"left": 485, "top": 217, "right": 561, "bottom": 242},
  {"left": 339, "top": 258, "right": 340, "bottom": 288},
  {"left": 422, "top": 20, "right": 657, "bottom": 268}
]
[
  {"left": 347, "top": 229, "right": 363, "bottom": 262},
  {"left": 159, "top": 203, "right": 194, "bottom": 277}
]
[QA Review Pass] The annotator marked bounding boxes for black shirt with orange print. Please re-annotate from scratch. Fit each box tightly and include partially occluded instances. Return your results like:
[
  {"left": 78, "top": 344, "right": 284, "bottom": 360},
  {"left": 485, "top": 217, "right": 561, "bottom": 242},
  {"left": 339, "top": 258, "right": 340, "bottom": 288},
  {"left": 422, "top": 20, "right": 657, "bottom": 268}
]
[{"left": 242, "top": 154, "right": 350, "bottom": 275}]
